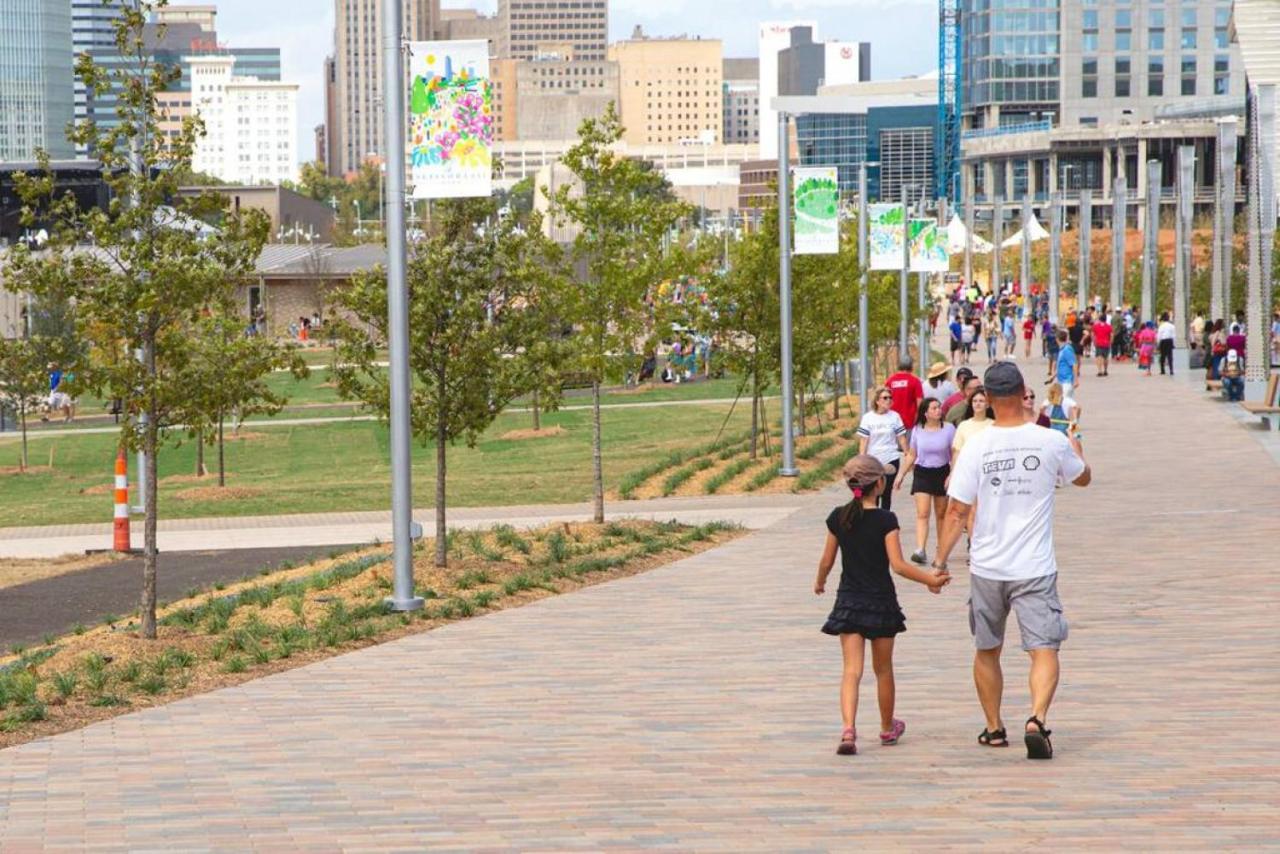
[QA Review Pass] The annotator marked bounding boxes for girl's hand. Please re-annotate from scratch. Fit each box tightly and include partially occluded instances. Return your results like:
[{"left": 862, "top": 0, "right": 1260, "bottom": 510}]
[
  {"left": 927, "top": 569, "right": 950, "bottom": 594},
  {"left": 814, "top": 578, "right": 826, "bottom": 595}
]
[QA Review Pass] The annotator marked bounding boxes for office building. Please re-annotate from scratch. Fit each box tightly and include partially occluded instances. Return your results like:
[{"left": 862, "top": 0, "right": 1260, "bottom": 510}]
[
  {"left": 774, "top": 76, "right": 940, "bottom": 202},
  {"left": 332, "top": 0, "right": 440, "bottom": 176},
  {"left": 958, "top": 0, "right": 1245, "bottom": 210},
  {"left": 323, "top": 55, "right": 339, "bottom": 173},
  {"left": 777, "top": 27, "right": 870, "bottom": 97},
  {"left": 758, "top": 20, "right": 816, "bottom": 159},
  {"left": 515, "top": 52, "right": 619, "bottom": 140},
  {"left": 609, "top": 31, "right": 723, "bottom": 146},
  {"left": 497, "top": 0, "right": 607, "bottom": 62},
  {"left": 1, "top": 0, "right": 74, "bottom": 162},
  {"left": 188, "top": 55, "right": 298, "bottom": 185},
  {"left": 723, "top": 58, "right": 760, "bottom": 145},
  {"left": 438, "top": 8, "right": 500, "bottom": 50},
  {"left": 72, "top": 0, "right": 128, "bottom": 148}
]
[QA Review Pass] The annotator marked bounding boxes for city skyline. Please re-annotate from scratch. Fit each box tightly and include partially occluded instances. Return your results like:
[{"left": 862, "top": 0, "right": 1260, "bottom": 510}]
[{"left": 208, "top": 0, "right": 938, "bottom": 171}]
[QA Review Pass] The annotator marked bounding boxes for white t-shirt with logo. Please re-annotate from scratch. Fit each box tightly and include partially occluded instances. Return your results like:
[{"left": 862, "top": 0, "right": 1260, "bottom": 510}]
[
  {"left": 856, "top": 410, "right": 906, "bottom": 466},
  {"left": 947, "top": 422, "right": 1086, "bottom": 581}
]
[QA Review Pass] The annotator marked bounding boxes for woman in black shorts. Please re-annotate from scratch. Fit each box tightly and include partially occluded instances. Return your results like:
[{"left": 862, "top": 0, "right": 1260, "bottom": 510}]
[{"left": 894, "top": 398, "right": 956, "bottom": 565}]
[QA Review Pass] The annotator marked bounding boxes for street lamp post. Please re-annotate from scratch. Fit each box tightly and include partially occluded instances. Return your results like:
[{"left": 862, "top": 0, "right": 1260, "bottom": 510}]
[
  {"left": 858, "top": 163, "right": 871, "bottom": 412},
  {"left": 899, "top": 184, "right": 911, "bottom": 359},
  {"left": 777, "top": 111, "right": 798, "bottom": 477},
  {"left": 381, "top": 0, "right": 422, "bottom": 611}
]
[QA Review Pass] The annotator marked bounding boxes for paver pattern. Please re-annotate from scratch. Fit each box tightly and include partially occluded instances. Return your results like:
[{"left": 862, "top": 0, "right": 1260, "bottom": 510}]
[{"left": 1, "top": 355, "right": 1278, "bottom": 849}]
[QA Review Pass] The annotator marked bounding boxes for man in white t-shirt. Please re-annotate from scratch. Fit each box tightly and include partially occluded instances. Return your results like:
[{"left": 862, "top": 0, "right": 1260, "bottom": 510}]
[{"left": 934, "top": 362, "right": 1091, "bottom": 760}]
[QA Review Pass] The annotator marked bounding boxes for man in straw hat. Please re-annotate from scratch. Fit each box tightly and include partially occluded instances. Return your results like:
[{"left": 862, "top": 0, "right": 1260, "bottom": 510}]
[{"left": 933, "top": 361, "right": 1091, "bottom": 760}]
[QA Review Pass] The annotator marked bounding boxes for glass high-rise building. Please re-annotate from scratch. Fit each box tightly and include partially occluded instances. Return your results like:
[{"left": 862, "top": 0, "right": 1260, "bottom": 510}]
[
  {"left": 1, "top": 0, "right": 75, "bottom": 161},
  {"left": 962, "top": 0, "right": 1061, "bottom": 131},
  {"left": 72, "top": 0, "right": 127, "bottom": 140}
]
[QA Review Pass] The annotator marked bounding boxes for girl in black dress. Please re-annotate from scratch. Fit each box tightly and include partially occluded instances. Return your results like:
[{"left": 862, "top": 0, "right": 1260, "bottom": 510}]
[{"left": 814, "top": 455, "right": 951, "bottom": 756}]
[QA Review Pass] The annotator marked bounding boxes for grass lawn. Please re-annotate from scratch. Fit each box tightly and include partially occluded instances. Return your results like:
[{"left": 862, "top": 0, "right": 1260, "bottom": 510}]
[{"left": 0, "top": 400, "right": 753, "bottom": 527}]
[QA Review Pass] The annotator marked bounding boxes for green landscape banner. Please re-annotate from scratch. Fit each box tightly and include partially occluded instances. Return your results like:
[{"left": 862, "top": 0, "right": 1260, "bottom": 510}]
[{"left": 793, "top": 167, "right": 839, "bottom": 255}]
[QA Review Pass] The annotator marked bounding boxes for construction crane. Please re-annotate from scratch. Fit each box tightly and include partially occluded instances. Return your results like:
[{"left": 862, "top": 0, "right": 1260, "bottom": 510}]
[{"left": 937, "top": 0, "right": 962, "bottom": 203}]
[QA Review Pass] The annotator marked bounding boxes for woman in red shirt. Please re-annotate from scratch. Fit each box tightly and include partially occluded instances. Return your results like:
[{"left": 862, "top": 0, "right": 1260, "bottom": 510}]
[
  {"left": 1022, "top": 316, "right": 1036, "bottom": 358},
  {"left": 1091, "top": 316, "right": 1113, "bottom": 376}
]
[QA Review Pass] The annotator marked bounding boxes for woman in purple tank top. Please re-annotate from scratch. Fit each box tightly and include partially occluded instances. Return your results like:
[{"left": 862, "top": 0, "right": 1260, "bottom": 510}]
[{"left": 894, "top": 398, "right": 955, "bottom": 565}]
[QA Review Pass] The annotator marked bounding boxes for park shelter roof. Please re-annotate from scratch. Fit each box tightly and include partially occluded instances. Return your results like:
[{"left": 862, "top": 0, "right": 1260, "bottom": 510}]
[{"left": 253, "top": 244, "right": 386, "bottom": 278}]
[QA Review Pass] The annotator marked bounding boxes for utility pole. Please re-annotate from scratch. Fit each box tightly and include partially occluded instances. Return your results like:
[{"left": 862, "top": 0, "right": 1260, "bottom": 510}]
[
  {"left": 1112, "top": 176, "right": 1126, "bottom": 311},
  {"left": 991, "top": 196, "right": 1003, "bottom": 295},
  {"left": 1049, "top": 190, "right": 1061, "bottom": 326},
  {"left": 1079, "top": 189, "right": 1092, "bottom": 311},
  {"left": 1141, "top": 160, "right": 1160, "bottom": 324},
  {"left": 381, "top": 0, "right": 422, "bottom": 611},
  {"left": 899, "top": 184, "right": 910, "bottom": 359},
  {"left": 777, "top": 111, "right": 798, "bottom": 477},
  {"left": 1174, "top": 145, "right": 1194, "bottom": 361}
]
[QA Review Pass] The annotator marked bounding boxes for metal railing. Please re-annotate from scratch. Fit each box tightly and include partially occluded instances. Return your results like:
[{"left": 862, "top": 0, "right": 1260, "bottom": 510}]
[{"left": 961, "top": 119, "right": 1052, "bottom": 141}]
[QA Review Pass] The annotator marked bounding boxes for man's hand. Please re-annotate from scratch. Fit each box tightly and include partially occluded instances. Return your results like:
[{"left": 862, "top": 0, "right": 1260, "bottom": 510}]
[{"left": 927, "top": 568, "right": 950, "bottom": 594}]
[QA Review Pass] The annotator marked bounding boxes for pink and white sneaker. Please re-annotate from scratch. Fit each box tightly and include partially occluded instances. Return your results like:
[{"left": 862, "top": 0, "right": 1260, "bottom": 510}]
[{"left": 880, "top": 719, "right": 906, "bottom": 745}]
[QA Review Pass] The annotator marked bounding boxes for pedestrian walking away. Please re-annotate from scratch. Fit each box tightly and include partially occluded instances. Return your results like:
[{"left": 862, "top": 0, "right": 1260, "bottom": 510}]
[
  {"left": 814, "top": 454, "right": 950, "bottom": 756},
  {"left": 857, "top": 387, "right": 909, "bottom": 512},
  {"left": 894, "top": 398, "right": 956, "bottom": 566},
  {"left": 934, "top": 362, "right": 1091, "bottom": 760},
  {"left": 1053, "top": 329, "right": 1078, "bottom": 399},
  {"left": 885, "top": 358, "right": 924, "bottom": 442},
  {"left": 1157, "top": 313, "right": 1176, "bottom": 376},
  {"left": 1092, "top": 314, "right": 1113, "bottom": 376},
  {"left": 1136, "top": 322, "right": 1157, "bottom": 376}
]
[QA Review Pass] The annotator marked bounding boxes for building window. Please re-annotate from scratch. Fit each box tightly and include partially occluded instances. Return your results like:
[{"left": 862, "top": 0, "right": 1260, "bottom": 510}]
[
  {"left": 1181, "top": 27, "right": 1197, "bottom": 49},
  {"left": 1149, "top": 28, "right": 1164, "bottom": 50},
  {"left": 1082, "top": 33, "right": 1099, "bottom": 52},
  {"left": 1181, "top": 56, "right": 1197, "bottom": 95},
  {"left": 1082, "top": 58, "right": 1098, "bottom": 98},
  {"left": 1115, "top": 58, "right": 1131, "bottom": 97},
  {"left": 1215, "top": 55, "right": 1230, "bottom": 95},
  {"left": 1116, "top": 30, "right": 1131, "bottom": 51},
  {"left": 1149, "top": 57, "right": 1164, "bottom": 96}
]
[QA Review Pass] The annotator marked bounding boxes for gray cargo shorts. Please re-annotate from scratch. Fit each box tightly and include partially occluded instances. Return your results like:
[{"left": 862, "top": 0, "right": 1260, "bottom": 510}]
[{"left": 968, "top": 573, "right": 1068, "bottom": 651}]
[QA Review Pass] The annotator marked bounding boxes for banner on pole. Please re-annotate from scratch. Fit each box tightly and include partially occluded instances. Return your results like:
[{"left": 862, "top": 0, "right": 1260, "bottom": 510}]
[
  {"left": 792, "top": 167, "right": 840, "bottom": 255},
  {"left": 408, "top": 41, "right": 494, "bottom": 199},
  {"left": 909, "top": 219, "right": 949, "bottom": 272},
  {"left": 868, "top": 203, "right": 905, "bottom": 270}
]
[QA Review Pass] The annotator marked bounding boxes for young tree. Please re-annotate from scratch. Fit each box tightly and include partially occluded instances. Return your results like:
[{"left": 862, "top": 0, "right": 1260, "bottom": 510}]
[
  {"left": 551, "top": 104, "right": 691, "bottom": 521},
  {"left": 329, "top": 198, "right": 563, "bottom": 567},
  {"left": 5, "top": 0, "right": 271, "bottom": 638},
  {"left": 183, "top": 303, "right": 307, "bottom": 485},
  {"left": 0, "top": 338, "right": 49, "bottom": 471}
]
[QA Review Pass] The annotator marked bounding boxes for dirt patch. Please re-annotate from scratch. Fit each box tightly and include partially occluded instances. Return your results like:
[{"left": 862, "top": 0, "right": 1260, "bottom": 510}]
[
  {"left": 158, "top": 474, "right": 218, "bottom": 487},
  {"left": 0, "top": 553, "right": 124, "bottom": 591},
  {"left": 172, "top": 486, "right": 264, "bottom": 502},
  {"left": 0, "top": 520, "right": 742, "bottom": 750},
  {"left": 0, "top": 466, "right": 54, "bottom": 477},
  {"left": 223, "top": 431, "right": 269, "bottom": 443},
  {"left": 499, "top": 426, "right": 567, "bottom": 441}
]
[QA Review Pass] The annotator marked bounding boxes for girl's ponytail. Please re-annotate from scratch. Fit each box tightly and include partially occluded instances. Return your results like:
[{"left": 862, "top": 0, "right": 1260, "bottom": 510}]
[{"left": 838, "top": 479, "right": 867, "bottom": 532}]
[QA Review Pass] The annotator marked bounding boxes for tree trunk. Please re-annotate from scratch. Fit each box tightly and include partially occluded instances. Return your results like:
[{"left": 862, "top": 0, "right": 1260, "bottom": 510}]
[
  {"left": 195, "top": 428, "right": 207, "bottom": 477},
  {"left": 797, "top": 387, "right": 807, "bottom": 437},
  {"left": 749, "top": 389, "right": 759, "bottom": 460},
  {"left": 591, "top": 379, "right": 604, "bottom": 523},
  {"left": 18, "top": 401, "right": 28, "bottom": 472},
  {"left": 217, "top": 415, "right": 225, "bottom": 487},
  {"left": 532, "top": 388, "right": 541, "bottom": 431},
  {"left": 435, "top": 411, "right": 447, "bottom": 568},
  {"left": 140, "top": 407, "right": 159, "bottom": 640},
  {"left": 831, "top": 364, "right": 842, "bottom": 421}
]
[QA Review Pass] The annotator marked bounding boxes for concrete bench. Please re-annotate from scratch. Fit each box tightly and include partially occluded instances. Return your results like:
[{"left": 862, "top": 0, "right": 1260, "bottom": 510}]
[{"left": 1240, "top": 375, "right": 1280, "bottom": 430}]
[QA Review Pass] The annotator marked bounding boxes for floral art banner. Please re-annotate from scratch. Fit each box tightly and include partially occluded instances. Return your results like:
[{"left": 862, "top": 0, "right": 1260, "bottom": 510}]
[
  {"left": 792, "top": 167, "right": 839, "bottom": 255},
  {"left": 408, "top": 41, "right": 493, "bottom": 199}
]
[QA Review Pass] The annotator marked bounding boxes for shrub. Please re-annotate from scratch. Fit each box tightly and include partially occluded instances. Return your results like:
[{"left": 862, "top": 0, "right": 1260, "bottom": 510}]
[
  {"left": 138, "top": 674, "right": 166, "bottom": 696},
  {"left": 118, "top": 661, "right": 141, "bottom": 683},
  {"left": 703, "top": 458, "right": 754, "bottom": 494},
  {"left": 745, "top": 463, "right": 781, "bottom": 492},
  {"left": 661, "top": 457, "right": 715, "bottom": 496},
  {"left": 796, "top": 436, "right": 835, "bottom": 461},
  {"left": 492, "top": 525, "right": 532, "bottom": 555},
  {"left": 89, "top": 694, "right": 127, "bottom": 708},
  {"left": 52, "top": 672, "right": 78, "bottom": 700},
  {"left": 222, "top": 656, "right": 247, "bottom": 674},
  {"left": 545, "top": 531, "right": 570, "bottom": 564},
  {"left": 796, "top": 444, "right": 859, "bottom": 491},
  {"left": 455, "top": 569, "right": 494, "bottom": 590}
]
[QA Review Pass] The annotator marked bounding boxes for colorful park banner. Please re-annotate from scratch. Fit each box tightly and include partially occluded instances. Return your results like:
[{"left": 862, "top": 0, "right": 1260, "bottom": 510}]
[
  {"left": 909, "top": 219, "right": 950, "bottom": 273},
  {"left": 407, "top": 41, "right": 494, "bottom": 199},
  {"left": 792, "top": 167, "right": 839, "bottom": 255},
  {"left": 868, "top": 203, "right": 905, "bottom": 270}
]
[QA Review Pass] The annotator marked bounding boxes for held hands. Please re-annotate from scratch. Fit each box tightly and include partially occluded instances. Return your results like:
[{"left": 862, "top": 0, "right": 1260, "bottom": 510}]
[{"left": 926, "top": 568, "right": 951, "bottom": 595}]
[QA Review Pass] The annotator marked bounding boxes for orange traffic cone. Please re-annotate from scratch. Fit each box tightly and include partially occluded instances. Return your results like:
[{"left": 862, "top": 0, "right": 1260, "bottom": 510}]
[{"left": 113, "top": 450, "right": 131, "bottom": 552}]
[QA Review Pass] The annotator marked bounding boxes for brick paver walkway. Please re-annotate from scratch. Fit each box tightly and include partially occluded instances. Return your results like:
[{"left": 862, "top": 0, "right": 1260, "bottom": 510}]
[{"left": 2, "top": 355, "right": 1278, "bottom": 849}]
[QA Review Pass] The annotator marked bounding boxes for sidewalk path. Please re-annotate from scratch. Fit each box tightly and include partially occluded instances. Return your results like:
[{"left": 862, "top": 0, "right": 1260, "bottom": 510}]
[
  {"left": 1, "top": 355, "right": 1278, "bottom": 848},
  {"left": 0, "top": 495, "right": 810, "bottom": 558}
]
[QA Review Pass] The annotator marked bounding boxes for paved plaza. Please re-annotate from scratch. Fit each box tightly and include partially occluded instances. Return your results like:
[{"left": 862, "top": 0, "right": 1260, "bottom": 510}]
[{"left": 1, "top": 355, "right": 1278, "bottom": 849}]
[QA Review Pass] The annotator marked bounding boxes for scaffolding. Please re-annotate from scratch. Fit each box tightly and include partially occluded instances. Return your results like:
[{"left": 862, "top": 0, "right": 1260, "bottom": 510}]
[{"left": 937, "top": 0, "right": 962, "bottom": 202}]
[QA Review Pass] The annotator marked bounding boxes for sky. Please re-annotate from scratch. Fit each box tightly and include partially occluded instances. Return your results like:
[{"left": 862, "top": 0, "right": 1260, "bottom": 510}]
[{"left": 208, "top": 0, "right": 939, "bottom": 166}]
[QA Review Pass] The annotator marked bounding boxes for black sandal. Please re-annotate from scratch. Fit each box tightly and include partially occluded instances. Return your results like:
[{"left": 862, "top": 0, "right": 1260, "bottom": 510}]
[
  {"left": 1024, "top": 716, "right": 1053, "bottom": 760},
  {"left": 978, "top": 727, "right": 1009, "bottom": 747}
]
